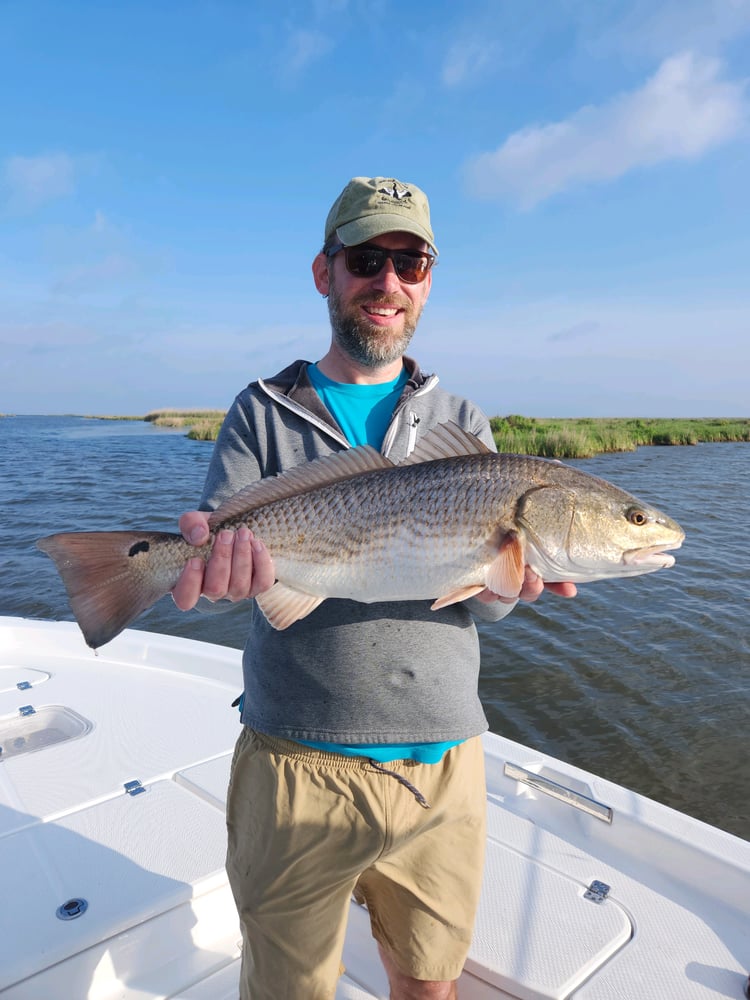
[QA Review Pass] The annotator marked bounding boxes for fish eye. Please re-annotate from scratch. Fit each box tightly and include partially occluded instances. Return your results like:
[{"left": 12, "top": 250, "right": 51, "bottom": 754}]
[{"left": 627, "top": 508, "right": 649, "bottom": 527}]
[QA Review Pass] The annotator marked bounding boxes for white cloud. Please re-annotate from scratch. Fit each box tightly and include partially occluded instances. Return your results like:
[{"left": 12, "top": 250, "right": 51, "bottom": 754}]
[
  {"left": 442, "top": 38, "right": 499, "bottom": 87},
  {"left": 91, "top": 210, "right": 110, "bottom": 234},
  {"left": 3, "top": 152, "right": 76, "bottom": 211},
  {"left": 465, "top": 52, "right": 748, "bottom": 207},
  {"left": 280, "top": 28, "right": 333, "bottom": 80}
]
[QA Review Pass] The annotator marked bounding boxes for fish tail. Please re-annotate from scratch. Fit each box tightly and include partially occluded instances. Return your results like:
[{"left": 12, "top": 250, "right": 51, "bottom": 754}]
[{"left": 37, "top": 529, "right": 188, "bottom": 649}]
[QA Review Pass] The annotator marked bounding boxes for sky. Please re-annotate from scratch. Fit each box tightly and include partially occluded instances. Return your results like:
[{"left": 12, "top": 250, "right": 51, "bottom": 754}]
[{"left": 1, "top": 0, "right": 749, "bottom": 418}]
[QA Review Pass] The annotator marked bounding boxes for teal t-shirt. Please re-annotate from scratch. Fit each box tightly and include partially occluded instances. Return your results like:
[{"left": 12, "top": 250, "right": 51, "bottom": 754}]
[
  {"left": 297, "top": 363, "right": 463, "bottom": 765},
  {"left": 307, "top": 362, "right": 408, "bottom": 448}
]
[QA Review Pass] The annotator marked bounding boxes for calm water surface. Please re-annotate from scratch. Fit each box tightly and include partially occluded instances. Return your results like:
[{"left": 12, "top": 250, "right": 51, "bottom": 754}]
[{"left": 1, "top": 415, "right": 748, "bottom": 838}]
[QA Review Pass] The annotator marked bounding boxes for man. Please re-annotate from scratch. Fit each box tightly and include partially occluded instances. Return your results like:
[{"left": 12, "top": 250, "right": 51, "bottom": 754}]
[{"left": 173, "top": 176, "right": 575, "bottom": 1000}]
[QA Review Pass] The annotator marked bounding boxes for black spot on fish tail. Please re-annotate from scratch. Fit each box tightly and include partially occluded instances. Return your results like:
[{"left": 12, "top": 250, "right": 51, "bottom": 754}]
[{"left": 37, "top": 529, "right": 185, "bottom": 648}]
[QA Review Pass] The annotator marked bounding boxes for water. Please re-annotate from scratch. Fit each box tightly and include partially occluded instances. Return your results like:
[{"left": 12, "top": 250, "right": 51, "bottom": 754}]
[{"left": 1, "top": 415, "right": 748, "bottom": 838}]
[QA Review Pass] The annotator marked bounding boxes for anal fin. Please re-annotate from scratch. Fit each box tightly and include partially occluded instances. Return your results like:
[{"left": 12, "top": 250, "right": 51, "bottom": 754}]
[
  {"left": 431, "top": 584, "right": 486, "bottom": 610},
  {"left": 255, "top": 582, "right": 324, "bottom": 630}
]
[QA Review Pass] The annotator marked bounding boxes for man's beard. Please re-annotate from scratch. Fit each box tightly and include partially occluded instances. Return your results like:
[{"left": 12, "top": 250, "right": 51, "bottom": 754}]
[{"left": 327, "top": 276, "right": 422, "bottom": 368}]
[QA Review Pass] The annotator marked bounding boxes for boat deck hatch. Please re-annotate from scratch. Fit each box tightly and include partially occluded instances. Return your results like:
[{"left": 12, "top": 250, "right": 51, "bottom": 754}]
[
  {"left": 466, "top": 834, "right": 632, "bottom": 999},
  {"left": 0, "top": 705, "right": 92, "bottom": 761}
]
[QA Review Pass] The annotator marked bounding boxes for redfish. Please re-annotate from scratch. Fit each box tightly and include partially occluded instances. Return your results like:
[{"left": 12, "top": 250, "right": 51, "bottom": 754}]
[{"left": 38, "top": 422, "right": 684, "bottom": 649}]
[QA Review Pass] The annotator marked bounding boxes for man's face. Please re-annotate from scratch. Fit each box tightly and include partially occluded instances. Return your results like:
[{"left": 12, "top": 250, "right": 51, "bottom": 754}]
[{"left": 318, "top": 231, "right": 432, "bottom": 368}]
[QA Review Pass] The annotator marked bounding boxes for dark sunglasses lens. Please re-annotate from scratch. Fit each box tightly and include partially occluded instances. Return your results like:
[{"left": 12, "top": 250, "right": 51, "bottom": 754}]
[
  {"left": 393, "top": 253, "right": 430, "bottom": 283},
  {"left": 346, "top": 248, "right": 385, "bottom": 277},
  {"left": 343, "top": 247, "right": 432, "bottom": 284}
]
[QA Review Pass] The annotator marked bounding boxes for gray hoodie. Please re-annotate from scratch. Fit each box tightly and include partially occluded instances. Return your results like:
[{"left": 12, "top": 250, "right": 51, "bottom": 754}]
[{"left": 199, "top": 357, "right": 507, "bottom": 744}]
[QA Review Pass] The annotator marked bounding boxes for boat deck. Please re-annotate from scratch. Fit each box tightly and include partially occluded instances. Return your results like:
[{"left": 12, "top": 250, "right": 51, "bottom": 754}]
[{"left": 0, "top": 618, "right": 747, "bottom": 999}]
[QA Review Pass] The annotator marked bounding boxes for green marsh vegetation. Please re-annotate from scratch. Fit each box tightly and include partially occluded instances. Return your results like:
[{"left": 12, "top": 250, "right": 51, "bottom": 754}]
[
  {"left": 145, "top": 411, "right": 750, "bottom": 457},
  {"left": 143, "top": 409, "right": 227, "bottom": 440},
  {"left": 489, "top": 415, "right": 750, "bottom": 458},
  {"left": 87, "top": 411, "right": 750, "bottom": 458},
  {"left": 89, "top": 410, "right": 224, "bottom": 439}
]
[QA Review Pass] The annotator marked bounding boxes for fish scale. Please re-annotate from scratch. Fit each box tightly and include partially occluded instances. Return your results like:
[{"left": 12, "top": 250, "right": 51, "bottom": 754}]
[{"left": 247, "top": 458, "right": 508, "bottom": 592}]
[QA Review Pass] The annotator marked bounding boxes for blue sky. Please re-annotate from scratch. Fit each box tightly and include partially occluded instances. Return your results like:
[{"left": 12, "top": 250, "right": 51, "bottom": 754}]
[{"left": 1, "top": 0, "right": 748, "bottom": 417}]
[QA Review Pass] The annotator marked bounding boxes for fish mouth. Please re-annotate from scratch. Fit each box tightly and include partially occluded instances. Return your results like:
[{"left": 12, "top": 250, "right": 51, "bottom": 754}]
[{"left": 623, "top": 542, "right": 682, "bottom": 569}]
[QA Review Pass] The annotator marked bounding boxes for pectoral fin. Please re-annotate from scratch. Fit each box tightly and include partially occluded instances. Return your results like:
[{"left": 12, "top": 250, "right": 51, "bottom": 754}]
[
  {"left": 430, "top": 584, "right": 487, "bottom": 610},
  {"left": 255, "top": 582, "right": 324, "bottom": 630},
  {"left": 485, "top": 532, "right": 526, "bottom": 599},
  {"left": 430, "top": 532, "right": 527, "bottom": 610}
]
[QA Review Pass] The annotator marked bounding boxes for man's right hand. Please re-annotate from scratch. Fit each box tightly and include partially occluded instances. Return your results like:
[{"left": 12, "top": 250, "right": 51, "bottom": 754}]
[{"left": 171, "top": 512, "right": 276, "bottom": 611}]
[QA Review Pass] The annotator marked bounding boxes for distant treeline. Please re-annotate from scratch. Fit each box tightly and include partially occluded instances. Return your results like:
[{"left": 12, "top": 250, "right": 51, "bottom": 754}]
[{"left": 135, "top": 410, "right": 750, "bottom": 459}]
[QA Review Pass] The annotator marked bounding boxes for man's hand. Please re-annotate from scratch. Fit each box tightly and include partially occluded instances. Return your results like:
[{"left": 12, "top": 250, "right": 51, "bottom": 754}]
[
  {"left": 475, "top": 567, "right": 577, "bottom": 605},
  {"left": 171, "top": 511, "right": 276, "bottom": 611}
]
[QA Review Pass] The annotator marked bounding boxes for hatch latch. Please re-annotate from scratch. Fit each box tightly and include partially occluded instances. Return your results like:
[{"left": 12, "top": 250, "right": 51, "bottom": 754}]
[{"left": 584, "top": 879, "right": 611, "bottom": 904}]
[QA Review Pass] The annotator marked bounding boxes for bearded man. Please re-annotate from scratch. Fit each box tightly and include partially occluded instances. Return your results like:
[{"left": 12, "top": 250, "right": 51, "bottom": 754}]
[{"left": 173, "top": 176, "right": 575, "bottom": 1000}]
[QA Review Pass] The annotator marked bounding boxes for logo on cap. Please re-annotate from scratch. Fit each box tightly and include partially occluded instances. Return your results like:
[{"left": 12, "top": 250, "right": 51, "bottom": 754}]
[{"left": 378, "top": 181, "right": 412, "bottom": 201}]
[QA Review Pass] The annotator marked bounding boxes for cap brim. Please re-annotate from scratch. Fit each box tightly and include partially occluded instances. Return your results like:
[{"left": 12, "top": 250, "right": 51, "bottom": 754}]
[{"left": 336, "top": 215, "right": 438, "bottom": 255}]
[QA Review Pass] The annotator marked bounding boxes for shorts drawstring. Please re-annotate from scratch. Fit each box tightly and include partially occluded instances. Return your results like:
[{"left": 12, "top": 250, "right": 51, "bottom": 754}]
[{"left": 367, "top": 758, "right": 431, "bottom": 809}]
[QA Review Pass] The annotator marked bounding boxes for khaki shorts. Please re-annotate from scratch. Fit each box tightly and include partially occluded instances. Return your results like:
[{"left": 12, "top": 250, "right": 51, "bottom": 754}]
[{"left": 226, "top": 727, "right": 486, "bottom": 1000}]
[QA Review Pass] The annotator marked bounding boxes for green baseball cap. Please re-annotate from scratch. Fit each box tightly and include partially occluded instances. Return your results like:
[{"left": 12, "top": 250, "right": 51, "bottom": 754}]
[{"left": 324, "top": 176, "right": 438, "bottom": 254}]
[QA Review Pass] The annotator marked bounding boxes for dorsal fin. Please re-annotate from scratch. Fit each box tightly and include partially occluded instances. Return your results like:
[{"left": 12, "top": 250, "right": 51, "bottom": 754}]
[
  {"left": 398, "top": 421, "right": 493, "bottom": 465},
  {"left": 209, "top": 445, "right": 394, "bottom": 526}
]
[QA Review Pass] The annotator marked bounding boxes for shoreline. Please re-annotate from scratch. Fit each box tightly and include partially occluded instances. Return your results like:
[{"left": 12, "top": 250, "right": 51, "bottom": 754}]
[
  {"left": 122, "top": 411, "right": 750, "bottom": 459},
  {"left": 3, "top": 411, "right": 748, "bottom": 458}
]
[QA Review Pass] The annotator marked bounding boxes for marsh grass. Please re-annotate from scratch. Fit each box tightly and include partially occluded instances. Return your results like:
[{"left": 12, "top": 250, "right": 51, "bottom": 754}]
[
  {"left": 144, "top": 408, "right": 225, "bottom": 426},
  {"left": 142, "top": 409, "right": 226, "bottom": 440},
  {"left": 89, "top": 411, "right": 750, "bottom": 457},
  {"left": 186, "top": 419, "right": 224, "bottom": 441},
  {"left": 489, "top": 415, "right": 750, "bottom": 457}
]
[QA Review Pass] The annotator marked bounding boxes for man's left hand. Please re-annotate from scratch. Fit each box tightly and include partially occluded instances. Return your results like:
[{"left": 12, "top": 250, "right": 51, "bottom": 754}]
[{"left": 475, "top": 567, "right": 577, "bottom": 604}]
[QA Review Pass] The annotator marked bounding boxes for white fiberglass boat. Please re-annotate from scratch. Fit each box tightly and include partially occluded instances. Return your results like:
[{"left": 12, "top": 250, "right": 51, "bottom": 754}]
[{"left": 0, "top": 616, "right": 747, "bottom": 999}]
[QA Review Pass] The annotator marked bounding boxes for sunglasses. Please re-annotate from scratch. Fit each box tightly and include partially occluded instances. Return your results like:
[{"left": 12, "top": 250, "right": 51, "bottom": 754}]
[{"left": 326, "top": 242, "right": 435, "bottom": 284}]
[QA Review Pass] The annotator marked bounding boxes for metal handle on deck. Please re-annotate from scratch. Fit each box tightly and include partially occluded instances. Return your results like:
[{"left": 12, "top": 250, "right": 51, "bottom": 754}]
[{"left": 504, "top": 761, "right": 613, "bottom": 824}]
